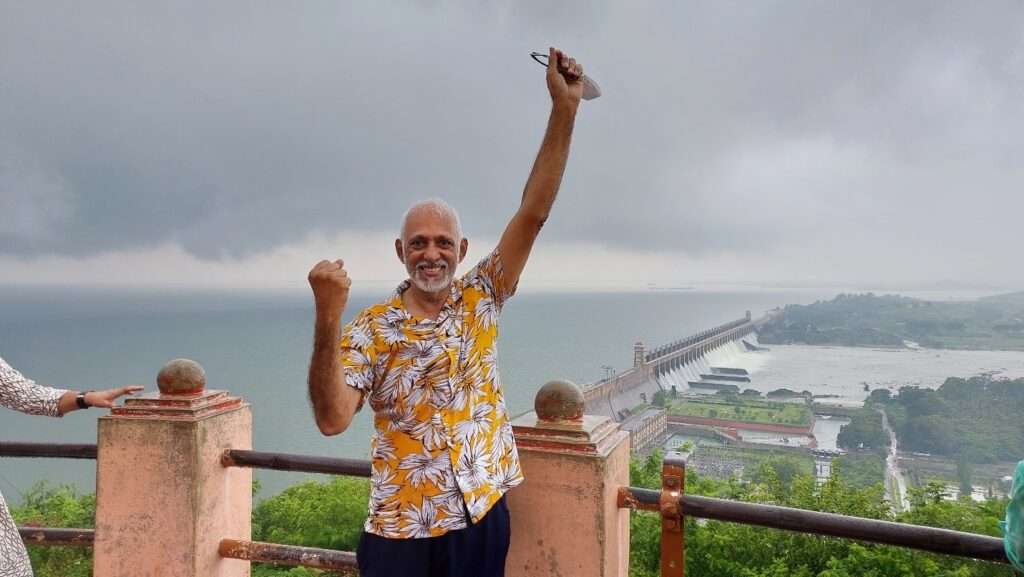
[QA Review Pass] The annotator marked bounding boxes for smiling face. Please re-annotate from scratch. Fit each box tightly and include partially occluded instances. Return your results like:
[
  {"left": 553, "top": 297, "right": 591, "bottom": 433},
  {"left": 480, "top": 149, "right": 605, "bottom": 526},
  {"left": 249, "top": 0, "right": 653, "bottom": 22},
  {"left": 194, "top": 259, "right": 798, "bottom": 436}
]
[{"left": 396, "top": 204, "right": 468, "bottom": 295}]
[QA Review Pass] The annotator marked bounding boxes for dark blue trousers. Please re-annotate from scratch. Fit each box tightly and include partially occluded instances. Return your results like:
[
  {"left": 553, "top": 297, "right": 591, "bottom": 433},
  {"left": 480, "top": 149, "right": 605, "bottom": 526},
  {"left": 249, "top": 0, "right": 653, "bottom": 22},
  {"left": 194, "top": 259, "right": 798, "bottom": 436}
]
[{"left": 356, "top": 497, "right": 511, "bottom": 577}]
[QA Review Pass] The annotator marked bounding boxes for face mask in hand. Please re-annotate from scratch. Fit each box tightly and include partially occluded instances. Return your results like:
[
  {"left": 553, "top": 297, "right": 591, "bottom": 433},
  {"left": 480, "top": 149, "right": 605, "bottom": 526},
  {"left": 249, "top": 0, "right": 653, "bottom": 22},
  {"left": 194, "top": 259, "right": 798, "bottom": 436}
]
[{"left": 530, "top": 52, "right": 602, "bottom": 101}]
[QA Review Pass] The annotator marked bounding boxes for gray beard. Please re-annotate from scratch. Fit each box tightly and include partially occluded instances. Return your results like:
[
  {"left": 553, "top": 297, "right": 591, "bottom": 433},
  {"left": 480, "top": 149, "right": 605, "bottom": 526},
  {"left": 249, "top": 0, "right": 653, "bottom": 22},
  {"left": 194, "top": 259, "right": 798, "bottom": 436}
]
[
  {"left": 408, "top": 260, "right": 455, "bottom": 294},
  {"left": 410, "top": 272, "right": 452, "bottom": 294}
]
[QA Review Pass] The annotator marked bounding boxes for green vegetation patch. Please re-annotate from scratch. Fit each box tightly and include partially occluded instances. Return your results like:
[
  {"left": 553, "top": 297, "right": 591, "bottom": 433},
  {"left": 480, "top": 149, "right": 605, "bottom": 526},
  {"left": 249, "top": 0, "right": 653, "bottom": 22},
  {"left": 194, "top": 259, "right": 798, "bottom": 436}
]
[
  {"left": 629, "top": 451, "right": 1010, "bottom": 577},
  {"left": 836, "top": 453, "right": 887, "bottom": 489},
  {"left": 836, "top": 408, "right": 890, "bottom": 454},
  {"left": 667, "top": 397, "right": 812, "bottom": 427},
  {"left": 874, "top": 375, "right": 1024, "bottom": 463},
  {"left": 758, "top": 292, "right": 1024, "bottom": 350}
]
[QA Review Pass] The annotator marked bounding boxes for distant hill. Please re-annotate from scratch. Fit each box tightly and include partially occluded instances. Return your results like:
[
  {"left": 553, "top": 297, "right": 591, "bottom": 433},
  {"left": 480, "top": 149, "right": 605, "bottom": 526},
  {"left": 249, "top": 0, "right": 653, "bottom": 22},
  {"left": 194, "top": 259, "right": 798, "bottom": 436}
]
[
  {"left": 757, "top": 292, "right": 1024, "bottom": 351},
  {"left": 980, "top": 290, "right": 1024, "bottom": 304}
]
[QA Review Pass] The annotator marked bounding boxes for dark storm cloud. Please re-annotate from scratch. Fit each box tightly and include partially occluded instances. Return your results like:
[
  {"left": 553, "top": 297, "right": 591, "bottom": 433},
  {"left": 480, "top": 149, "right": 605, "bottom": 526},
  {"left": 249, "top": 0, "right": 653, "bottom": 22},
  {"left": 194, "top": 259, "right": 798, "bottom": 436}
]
[{"left": 2, "top": 1, "right": 1022, "bottom": 277}]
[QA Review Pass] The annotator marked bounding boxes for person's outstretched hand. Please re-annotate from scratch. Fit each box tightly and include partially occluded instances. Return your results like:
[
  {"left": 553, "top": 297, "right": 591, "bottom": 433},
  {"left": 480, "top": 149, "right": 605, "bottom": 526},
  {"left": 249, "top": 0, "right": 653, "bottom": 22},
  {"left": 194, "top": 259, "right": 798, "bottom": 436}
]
[
  {"left": 546, "top": 46, "right": 584, "bottom": 109},
  {"left": 86, "top": 386, "right": 145, "bottom": 408}
]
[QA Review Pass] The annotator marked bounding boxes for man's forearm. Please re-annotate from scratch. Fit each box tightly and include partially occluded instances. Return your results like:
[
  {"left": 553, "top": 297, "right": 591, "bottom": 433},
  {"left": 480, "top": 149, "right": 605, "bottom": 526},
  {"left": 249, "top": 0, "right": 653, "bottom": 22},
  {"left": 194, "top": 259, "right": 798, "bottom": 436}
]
[
  {"left": 308, "top": 314, "right": 348, "bottom": 434},
  {"left": 519, "top": 103, "right": 578, "bottom": 222}
]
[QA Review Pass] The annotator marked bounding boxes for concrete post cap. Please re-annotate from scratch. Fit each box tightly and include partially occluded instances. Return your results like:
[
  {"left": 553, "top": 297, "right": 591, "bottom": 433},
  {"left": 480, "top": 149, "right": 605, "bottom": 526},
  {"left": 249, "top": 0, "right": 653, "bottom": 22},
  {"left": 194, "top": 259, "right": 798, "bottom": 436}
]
[
  {"left": 157, "top": 358, "right": 206, "bottom": 395},
  {"left": 535, "top": 379, "right": 584, "bottom": 423}
]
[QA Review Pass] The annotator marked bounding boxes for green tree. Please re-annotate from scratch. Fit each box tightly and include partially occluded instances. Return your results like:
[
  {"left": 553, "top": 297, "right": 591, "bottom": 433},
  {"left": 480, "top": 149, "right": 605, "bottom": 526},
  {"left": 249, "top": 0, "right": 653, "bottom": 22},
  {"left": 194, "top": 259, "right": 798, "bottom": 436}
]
[
  {"left": 10, "top": 483, "right": 94, "bottom": 577},
  {"left": 253, "top": 476, "right": 369, "bottom": 552}
]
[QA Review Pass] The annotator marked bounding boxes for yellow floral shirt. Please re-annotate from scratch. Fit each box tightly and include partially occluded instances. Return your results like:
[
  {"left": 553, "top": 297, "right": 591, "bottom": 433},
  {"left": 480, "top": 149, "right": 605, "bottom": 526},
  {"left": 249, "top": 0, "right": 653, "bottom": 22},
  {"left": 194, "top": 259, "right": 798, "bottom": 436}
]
[{"left": 340, "top": 249, "right": 524, "bottom": 539}]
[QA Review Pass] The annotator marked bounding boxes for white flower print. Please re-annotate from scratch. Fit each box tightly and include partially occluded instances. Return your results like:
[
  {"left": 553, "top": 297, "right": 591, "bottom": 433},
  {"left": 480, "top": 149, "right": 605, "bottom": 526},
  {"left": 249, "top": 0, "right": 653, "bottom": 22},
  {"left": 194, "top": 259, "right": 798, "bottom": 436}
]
[
  {"left": 349, "top": 322, "right": 374, "bottom": 349},
  {"left": 402, "top": 498, "right": 439, "bottom": 538},
  {"left": 399, "top": 448, "right": 450, "bottom": 487},
  {"left": 466, "top": 492, "right": 492, "bottom": 520},
  {"left": 343, "top": 349, "right": 373, "bottom": 391},
  {"left": 491, "top": 419, "right": 516, "bottom": 466},
  {"left": 384, "top": 404, "right": 419, "bottom": 434},
  {"left": 481, "top": 346, "right": 500, "bottom": 383},
  {"left": 410, "top": 418, "right": 447, "bottom": 451},
  {"left": 372, "top": 367, "right": 402, "bottom": 407},
  {"left": 367, "top": 499, "right": 403, "bottom": 538},
  {"left": 370, "top": 464, "right": 401, "bottom": 501},
  {"left": 455, "top": 402, "right": 494, "bottom": 444},
  {"left": 493, "top": 460, "right": 521, "bottom": 493},
  {"left": 377, "top": 315, "right": 408, "bottom": 345},
  {"left": 475, "top": 296, "right": 499, "bottom": 330},
  {"left": 429, "top": 488, "right": 469, "bottom": 531},
  {"left": 372, "top": 435, "right": 397, "bottom": 462},
  {"left": 456, "top": 439, "right": 492, "bottom": 492}
]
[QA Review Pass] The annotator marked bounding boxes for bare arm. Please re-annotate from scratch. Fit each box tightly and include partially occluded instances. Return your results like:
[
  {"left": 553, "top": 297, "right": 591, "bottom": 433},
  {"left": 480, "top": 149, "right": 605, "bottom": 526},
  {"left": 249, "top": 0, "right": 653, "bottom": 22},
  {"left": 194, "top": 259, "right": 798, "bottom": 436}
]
[
  {"left": 56, "top": 387, "right": 144, "bottom": 415},
  {"left": 307, "top": 259, "right": 363, "bottom": 436},
  {"left": 498, "top": 47, "right": 584, "bottom": 286},
  {"left": 0, "top": 356, "right": 141, "bottom": 416}
]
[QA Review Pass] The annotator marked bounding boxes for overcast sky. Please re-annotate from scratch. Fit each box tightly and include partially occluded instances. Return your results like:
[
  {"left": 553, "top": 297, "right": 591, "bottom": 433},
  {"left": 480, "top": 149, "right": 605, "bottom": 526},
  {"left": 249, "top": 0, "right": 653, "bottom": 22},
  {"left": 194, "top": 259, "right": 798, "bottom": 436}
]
[{"left": 2, "top": 1, "right": 1022, "bottom": 291}]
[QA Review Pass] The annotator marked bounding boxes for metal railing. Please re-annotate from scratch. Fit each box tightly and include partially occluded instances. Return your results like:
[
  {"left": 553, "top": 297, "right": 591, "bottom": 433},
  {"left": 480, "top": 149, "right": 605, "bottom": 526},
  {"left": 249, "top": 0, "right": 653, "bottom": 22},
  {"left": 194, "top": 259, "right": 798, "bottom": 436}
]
[
  {"left": 219, "top": 538, "right": 359, "bottom": 572},
  {"left": 0, "top": 442, "right": 97, "bottom": 459},
  {"left": 2, "top": 442, "right": 99, "bottom": 547},
  {"left": 218, "top": 448, "right": 371, "bottom": 572},
  {"left": 18, "top": 527, "right": 94, "bottom": 547},
  {"left": 5, "top": 443, "right": 1012, "bottom": 576},
  {"left": 221, "top": 449, "right": 372, "bottom": 477},
  {"left": 617, "top": 452, "right": 1009, "bottom": 576}
]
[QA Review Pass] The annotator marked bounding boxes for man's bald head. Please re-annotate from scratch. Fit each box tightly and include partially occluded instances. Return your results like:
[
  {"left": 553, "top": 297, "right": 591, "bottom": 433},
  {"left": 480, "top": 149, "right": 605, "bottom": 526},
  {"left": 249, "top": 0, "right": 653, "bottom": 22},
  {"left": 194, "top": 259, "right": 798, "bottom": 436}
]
[{"left": 400, "top": 198, "right": 463, "bottom": 248}]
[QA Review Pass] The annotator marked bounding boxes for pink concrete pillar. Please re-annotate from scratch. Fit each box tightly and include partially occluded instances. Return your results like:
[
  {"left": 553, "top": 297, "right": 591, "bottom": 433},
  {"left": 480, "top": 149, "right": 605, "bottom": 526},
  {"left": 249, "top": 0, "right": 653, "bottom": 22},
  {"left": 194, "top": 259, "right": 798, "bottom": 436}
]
[
  {"left": 507, "top": 380, "right": 631, "bottom": 577},
  {"left": 93, "top": 359, "right": 252, "bottom": 577}
]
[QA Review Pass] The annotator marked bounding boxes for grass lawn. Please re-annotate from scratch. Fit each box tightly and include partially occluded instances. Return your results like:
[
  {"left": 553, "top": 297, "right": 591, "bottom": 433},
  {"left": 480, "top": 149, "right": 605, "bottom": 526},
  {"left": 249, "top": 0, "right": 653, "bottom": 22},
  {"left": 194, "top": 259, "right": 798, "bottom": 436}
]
[{"left": 667, "top": 398, "right": 812, "bottom": 427}]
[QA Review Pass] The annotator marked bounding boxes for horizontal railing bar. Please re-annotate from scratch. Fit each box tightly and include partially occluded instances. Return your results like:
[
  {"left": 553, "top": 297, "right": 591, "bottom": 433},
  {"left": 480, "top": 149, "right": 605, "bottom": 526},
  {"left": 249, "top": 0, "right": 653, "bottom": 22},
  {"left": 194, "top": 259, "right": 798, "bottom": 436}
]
[
  {"left": 0, "top": 442, "right": 97, "bottom": 460},
  {"left": 222, "top": 449, "right": 372, "bottom": 477},
  {"left": 18, "top": 527, "right": 95, "bottom": 547},
  {"left": 623, "top": 487, "right": 1008, "bottom": 564},
  {"left": 219, "top": 538, "right": 358, "bottom": 571}
]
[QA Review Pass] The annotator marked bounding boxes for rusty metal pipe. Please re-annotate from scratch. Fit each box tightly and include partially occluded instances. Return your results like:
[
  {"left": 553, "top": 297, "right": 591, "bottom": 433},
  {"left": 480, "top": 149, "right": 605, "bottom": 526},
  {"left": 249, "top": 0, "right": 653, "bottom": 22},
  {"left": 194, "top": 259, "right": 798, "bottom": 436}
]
[
  {"left": 221, "top": 449, "right": 372, "bottom": 477},
  {"left": 621, "top": 487, "right": 1008, "bottom": 564},
  {"left": 18, "top": 527, "right": 95, "bottom": 547},
  {"left": 219, "top": 538, "right": 358, "bottom": 571},
  {"left": 0, "top": 442, "right": 97, "bottom": 459}
]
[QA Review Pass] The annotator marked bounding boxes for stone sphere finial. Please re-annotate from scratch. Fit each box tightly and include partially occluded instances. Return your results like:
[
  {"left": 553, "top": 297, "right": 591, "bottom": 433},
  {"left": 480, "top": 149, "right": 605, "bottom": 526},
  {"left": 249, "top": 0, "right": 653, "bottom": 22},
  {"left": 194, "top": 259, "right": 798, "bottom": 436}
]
[
  {"left": 535, "top": 379, "right": 585, "bottom": 424},
  {"left": 157, "top": 358, "right": 206, "bottom": 395}
]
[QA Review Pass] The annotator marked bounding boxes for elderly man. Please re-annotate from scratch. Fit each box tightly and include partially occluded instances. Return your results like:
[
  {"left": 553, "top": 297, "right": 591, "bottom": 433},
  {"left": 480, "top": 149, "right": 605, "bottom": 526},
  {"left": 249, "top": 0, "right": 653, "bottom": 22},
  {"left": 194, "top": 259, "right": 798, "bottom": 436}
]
[{"left": 307, "top": 47, "right": 585, "bottom": 577}]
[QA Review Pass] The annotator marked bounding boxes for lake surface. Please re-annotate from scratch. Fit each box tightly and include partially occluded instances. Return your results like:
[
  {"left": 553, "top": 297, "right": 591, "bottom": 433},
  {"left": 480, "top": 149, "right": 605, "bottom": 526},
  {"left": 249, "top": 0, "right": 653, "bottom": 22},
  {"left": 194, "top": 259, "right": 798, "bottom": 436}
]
[{"left": 3, "top": 286, "right": 1023, "bottom": 503}]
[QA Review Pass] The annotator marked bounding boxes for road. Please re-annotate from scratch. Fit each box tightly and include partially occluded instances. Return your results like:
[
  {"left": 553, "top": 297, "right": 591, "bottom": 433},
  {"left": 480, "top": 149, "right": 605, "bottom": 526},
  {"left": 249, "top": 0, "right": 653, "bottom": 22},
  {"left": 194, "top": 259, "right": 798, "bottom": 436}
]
[{"left": 879, "top": 408, "right": 910, "bottom": 511}]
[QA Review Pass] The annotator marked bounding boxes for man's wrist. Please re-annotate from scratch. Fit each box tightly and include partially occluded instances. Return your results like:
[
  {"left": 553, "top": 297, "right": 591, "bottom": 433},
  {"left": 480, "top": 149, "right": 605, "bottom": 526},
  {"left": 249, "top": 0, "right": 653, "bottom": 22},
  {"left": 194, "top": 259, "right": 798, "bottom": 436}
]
[
  {"left": 551, "top": 100, "right": 579, "bottom": 117},
  {"left": 314, "top": 301, "right": 345, "bottom": 323},
  {"left": 76, "top": 391, "right": 92, "bottom": 409}
]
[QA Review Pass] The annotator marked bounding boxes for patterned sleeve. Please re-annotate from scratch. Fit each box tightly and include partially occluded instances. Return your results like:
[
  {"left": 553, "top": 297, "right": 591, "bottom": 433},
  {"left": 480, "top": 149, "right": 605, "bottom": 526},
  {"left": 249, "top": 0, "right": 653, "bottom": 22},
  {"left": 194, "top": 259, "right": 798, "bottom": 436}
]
[
  {"left": 469, "top": 249, "right": 517, "bottom": 310},
  {"left": 0, "top": 356, "right": 67, "bottom": 417},
  {"left": 339, "top": 313, "right": 377, "bottom": 411}
]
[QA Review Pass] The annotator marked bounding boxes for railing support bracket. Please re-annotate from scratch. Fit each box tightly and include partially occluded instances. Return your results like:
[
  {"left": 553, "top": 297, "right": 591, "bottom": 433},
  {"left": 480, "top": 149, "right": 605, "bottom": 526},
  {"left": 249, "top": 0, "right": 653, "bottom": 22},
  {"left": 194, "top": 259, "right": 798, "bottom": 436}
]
[{"left": 661, "top": 450, "right": 688, "bottom": 577}]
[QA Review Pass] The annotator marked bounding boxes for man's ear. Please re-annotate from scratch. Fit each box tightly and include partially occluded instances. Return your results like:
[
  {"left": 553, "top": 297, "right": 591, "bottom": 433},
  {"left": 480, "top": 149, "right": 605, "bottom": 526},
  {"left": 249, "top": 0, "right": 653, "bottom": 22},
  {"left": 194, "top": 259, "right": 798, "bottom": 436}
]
[
  {"left": 459, "top": 238, "right": 469, "bottom": 263},
  {"left": 395, "top": 238, "right": 405, "bottom": 263}
]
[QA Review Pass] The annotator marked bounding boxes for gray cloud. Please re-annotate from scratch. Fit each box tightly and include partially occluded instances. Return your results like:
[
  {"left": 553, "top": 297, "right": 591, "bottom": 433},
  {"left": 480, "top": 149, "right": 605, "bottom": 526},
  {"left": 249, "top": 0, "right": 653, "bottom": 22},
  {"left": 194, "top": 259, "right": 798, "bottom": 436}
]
[{"left": 2, "top": 1, "right": 1022, "bottom": 283}]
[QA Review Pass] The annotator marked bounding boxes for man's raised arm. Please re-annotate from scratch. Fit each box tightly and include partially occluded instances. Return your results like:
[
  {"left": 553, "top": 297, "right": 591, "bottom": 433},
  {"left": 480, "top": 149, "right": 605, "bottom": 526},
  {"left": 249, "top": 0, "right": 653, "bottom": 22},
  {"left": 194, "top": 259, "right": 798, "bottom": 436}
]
[
  {"left": 307, "top": 259, "right": 363, "bottom": 436},
  {"left": 497, "top": 46, "right": 585, "bottom": 286}
]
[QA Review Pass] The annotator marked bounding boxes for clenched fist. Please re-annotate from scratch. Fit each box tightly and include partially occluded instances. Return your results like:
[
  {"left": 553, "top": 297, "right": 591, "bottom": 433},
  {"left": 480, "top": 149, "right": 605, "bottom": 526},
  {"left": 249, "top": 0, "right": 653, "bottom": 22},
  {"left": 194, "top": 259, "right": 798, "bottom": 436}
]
[
  {"left": 547, "top": 46, "right": 584, "bottom": 109},
  {"left": 308, "top": 259, "right": 351, "bottom": 317}
]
